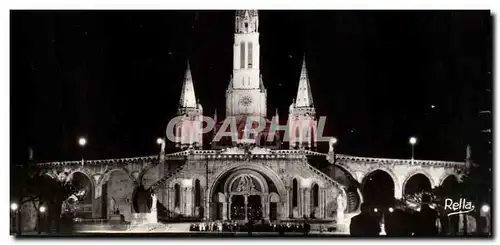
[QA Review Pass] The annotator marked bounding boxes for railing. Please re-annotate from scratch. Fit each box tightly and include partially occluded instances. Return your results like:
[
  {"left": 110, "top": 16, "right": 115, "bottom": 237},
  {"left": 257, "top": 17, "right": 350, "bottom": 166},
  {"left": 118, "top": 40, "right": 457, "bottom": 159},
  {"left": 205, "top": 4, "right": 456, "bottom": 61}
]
[
  {"left": 303, "top": 160, "right": 360, "bottom": 213},
  {"left": 150, "top": 164, "right": 186, "bottom": 190},
  {"left": 335, "top": 154, "right": 466, "bottom": 167}
]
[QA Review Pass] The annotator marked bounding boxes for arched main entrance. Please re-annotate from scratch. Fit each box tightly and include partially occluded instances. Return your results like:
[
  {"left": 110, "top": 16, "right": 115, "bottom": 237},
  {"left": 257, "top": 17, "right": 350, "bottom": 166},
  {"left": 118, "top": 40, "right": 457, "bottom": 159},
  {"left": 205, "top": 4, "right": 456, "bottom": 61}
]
[{"left": 209, "top": 166, "right": 284, "bottom": 221}]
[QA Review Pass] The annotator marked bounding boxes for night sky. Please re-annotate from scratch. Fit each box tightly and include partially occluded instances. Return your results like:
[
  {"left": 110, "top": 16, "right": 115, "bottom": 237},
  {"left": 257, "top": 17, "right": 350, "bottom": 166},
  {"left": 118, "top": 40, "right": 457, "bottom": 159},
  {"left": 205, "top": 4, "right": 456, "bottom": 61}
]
[{"left": 10, "top": 10, "right": 492, "bottom": 165}]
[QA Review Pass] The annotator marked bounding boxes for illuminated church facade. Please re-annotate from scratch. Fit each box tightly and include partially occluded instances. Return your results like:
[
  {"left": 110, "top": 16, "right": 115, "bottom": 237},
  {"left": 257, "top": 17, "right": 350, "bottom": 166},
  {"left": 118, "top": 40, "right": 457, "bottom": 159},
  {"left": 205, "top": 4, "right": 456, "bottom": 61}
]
[{"left": 33, "top": 10, "right": 469, "bottom": 232}]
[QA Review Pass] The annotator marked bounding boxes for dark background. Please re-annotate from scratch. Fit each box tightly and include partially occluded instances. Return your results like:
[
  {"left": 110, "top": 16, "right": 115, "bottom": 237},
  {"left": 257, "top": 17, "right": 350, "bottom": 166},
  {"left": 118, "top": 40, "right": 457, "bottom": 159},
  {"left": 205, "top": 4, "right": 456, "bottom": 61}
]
[{"left": 10, "top": 10, "right": 492, "bottom": 168}]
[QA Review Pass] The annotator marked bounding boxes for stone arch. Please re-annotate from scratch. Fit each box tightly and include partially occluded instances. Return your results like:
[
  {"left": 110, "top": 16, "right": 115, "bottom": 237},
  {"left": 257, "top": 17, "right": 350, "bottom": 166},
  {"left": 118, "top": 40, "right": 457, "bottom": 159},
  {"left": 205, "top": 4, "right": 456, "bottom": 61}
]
[
  {"left": 333, "top": 161, "right": 362, "bottom": 184},
  {"left": 403, "top": 169, "right": 436, "bottom": 190},
  {"left": 69, "top": 171, "right": 95, "bottom": 218},
  {"left": 439, "top": 173, "right": 461, "bottom": 186},
  {"left": 362, "top": 168, "right": 400, "bottom": 192},
  {"left": 168, "top": 178, "right": 184, "bottom": 189},
  {"left": 306, "top": 177, "right": 326, "bottom": 189},
  {"left": 208, "top": 163, "right": 286, "bottom": 201},
  {"left": 403, "top": 172, "right": 433, "bottom": 196},
  {"left": 224, "top": 170, "right": 270, "bottom": 194},
  {"left": 438, "top": 173, "right": 460, "bottom": 196},
  {"left": 361, "top": 168, "right": 398, "bottom": 207},
  {"left": 101, "top": 168, "right": 135, "bottom": 186},
  {"left": 103, "top": 168, "right": 135, "bottom": 221},
  {"left": 190, "top": 174, "right": 207, "bottom": 187},
  {"left": 401, "top": 169, "right": 436, "bottom": 195},
  {"left": 70, "top": 169, "right": 95, "bottom": 186}
]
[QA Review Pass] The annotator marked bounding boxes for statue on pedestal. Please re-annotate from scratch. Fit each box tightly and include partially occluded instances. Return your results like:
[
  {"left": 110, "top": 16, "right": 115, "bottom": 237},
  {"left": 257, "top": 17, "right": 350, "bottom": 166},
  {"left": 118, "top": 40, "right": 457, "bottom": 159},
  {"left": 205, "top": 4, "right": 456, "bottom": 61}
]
[{"left": 151, "top": 193, "right": 157, "bottom": 212}]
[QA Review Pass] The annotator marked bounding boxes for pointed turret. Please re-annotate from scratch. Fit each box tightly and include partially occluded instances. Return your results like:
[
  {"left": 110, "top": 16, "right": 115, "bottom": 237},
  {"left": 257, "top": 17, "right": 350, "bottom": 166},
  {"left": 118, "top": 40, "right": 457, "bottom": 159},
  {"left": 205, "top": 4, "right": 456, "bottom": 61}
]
[
  {"left": 175, "top": 59, "right": 203, "bottom": 150},
  {"left": 295, "top": 55, "right": 314, "bottom": 108},
  {"left": 179, "top": 61, "right": 197, "bottom": 109},
  {"left": 288, "top": 54, "right": 317, "bottom": 150}
]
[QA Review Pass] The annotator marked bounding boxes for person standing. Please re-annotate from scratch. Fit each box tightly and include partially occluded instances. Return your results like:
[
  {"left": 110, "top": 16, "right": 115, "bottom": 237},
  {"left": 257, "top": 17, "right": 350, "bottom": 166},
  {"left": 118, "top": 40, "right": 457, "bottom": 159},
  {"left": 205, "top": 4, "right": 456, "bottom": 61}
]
[
  {"left": 414, "top": 194, "right": 438, "bottom": 236},
  {"left": 350, "top": 203, "right": 380, "bottom": 236}
]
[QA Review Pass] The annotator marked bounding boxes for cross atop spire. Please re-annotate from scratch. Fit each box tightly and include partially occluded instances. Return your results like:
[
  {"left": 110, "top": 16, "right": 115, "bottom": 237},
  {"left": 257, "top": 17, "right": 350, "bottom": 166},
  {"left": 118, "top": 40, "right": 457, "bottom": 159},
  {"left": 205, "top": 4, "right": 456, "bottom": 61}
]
[
  {"left": 295, "top": 54, "right": 314, "bottom": 108},
  {"left": 179, "top": 60, "right": 197, "bottom": 108}
]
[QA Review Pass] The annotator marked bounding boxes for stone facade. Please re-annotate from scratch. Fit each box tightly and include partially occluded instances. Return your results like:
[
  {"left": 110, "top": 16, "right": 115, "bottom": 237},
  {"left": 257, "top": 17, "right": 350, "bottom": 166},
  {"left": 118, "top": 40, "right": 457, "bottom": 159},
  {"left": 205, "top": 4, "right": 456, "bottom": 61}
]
[
  {"left": 29, "top": 10, "right": 470, "bottom": 230},
  {"left": 33, "top": 148, "right": 467, "bottom": 226}
]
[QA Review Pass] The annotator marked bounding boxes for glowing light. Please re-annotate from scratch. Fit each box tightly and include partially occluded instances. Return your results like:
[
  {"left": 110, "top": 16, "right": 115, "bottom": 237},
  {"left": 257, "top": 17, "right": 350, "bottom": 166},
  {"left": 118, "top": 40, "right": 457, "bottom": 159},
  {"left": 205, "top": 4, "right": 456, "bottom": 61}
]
[
  {"left": 156, "top": 137, "right": 164, "bottom": 145},
  {"left": 481, "top": 204, "right": 490, "bottom": 213},
  {"left": 388, "top": 207, "right": 394, "bottom": 213},
  {"left": 39, "top": 206, "right": 46, "bottom": 213},
  {"left": 409, "top": 137, "right": 417, "bottom": 145},
  {"left": 10, "top": 203, "right": 18, "bottom": 211},
  {"left": 331, "top": 137, "right": 337, "bottom": 145},
  {"left": 374, "top": 208, "right": 378, "bottom": 212},
  {"left": 78, "top": 137, "right": 87, "bottom": 147},
  {"left": 431, "top": 105, "right": 435, "bottom": 109}
]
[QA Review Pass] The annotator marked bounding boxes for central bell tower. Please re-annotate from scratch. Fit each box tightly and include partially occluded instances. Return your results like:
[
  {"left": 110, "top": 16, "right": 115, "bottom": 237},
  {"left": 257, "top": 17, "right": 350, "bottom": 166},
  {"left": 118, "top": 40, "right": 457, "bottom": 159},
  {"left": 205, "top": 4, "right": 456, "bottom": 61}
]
[{"left": 226, "top": 10, "right": 267, "bottom": 118}]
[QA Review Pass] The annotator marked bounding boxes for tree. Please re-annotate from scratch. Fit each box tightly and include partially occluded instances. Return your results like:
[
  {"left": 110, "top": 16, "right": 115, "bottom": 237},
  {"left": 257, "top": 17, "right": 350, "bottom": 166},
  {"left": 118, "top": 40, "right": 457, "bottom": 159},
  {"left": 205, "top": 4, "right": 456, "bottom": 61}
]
[{"left": 11, "top": 165, "right": 84, "bottom": 232}]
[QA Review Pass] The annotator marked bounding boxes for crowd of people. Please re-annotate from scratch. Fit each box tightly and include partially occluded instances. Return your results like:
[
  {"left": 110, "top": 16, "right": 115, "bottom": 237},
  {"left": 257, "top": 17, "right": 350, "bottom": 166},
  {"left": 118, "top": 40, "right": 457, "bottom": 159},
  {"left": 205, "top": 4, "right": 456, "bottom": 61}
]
[
  {"left": 189, "top": 220, "right": 312, "bottom": 234},
  {"left": 188, "top": 194, "right": 455, "bottom": 236},
  {"left": 350, "top": 194, "right": 442, "bottom": 236}
]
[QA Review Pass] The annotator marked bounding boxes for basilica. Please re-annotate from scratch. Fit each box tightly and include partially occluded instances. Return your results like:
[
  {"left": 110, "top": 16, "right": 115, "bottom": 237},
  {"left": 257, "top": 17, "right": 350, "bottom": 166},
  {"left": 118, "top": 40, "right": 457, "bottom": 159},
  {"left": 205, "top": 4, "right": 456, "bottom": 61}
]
[
  {"left": 155, "top": 9, "right": 354, "bottom": 223},
  {"left": 29, "top": 10, "right": 468, "bottom": 234}
]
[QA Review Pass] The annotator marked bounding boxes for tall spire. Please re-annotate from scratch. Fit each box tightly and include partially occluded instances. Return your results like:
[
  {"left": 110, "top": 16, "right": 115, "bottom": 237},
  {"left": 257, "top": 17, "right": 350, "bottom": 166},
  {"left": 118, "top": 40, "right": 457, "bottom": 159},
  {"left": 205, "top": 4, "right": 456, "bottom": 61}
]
[
  {"left": 295, "top": 54, "right": 314, "bottom": 108},
  {"left": 179, "top": 60, "right": 197, "bottom": 108}
]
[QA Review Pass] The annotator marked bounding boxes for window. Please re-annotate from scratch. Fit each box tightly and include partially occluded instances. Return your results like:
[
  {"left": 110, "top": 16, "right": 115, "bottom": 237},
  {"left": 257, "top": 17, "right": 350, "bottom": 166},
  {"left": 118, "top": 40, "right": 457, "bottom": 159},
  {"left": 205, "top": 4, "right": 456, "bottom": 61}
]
[
  {"left": 195, "top": 179, "right": 201, "bottom": 207},
  {"left": 312, "top": 184, "right": 319, "bottom": 207},
  {"left": 292, "top": 179, "right": 298, "bottom": 207},
  {"left": 248, "top": 42, "right": 253, "bottom": 68},
  {"left": 240, "top": 41, "right": 245, "bottom": 69},
  {"left": 174, "top": 184, "right": 180, "bottom": 207}
]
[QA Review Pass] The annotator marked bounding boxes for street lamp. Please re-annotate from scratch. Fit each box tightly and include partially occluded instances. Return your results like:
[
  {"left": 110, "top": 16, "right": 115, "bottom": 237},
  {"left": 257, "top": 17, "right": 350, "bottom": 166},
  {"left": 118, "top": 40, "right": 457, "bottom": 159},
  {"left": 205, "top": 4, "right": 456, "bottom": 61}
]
[
  {"left": 156, "top": 137, "right": 164, "bottom": 145},
  {"left": 328, "top": 137, "right": 338, "bottom": 162},
  {"left": 481, "top": 204, "right": 490, "bottom": 213},
  {"left": 480, "top": 204, "right": 491, "bottom": 235},
  {"left": 11, "top": 203, "right": 18, "bottom": 211},
  {"left": 78, "top": 137, "right": 87, "bottom": 166},
  {"left": 409, "top": 137, "right": 417, "bottom": 163},
  {"left": 37, "top": 206, "right": 46, "bottom": 234},
  {"left": 11, "top": 202, "right": 20, "bottom": 235},
  {"left": 78, "top": 137, "right": 87, "bottom": 147}
]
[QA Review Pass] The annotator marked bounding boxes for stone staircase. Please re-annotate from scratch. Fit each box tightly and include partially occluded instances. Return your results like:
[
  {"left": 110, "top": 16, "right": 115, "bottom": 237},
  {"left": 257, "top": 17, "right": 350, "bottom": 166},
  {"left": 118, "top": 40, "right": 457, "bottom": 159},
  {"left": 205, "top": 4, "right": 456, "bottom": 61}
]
[
  {"left": 149, "top": 164, "right": 186, "bottom": 191},
  {"left": 303, "top": 159, "right": 361, "bottom": 213}
]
